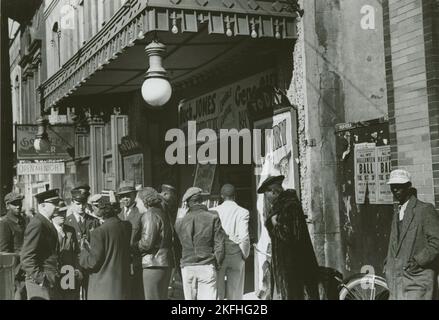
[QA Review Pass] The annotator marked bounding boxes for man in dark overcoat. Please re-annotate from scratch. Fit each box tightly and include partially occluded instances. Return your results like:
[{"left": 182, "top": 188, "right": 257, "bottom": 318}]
[
  {"left": 79, "top": 193, "right": 132, "bottom": 300},
  {"left": 20, "top": 189, "right": 61, "bottom": 300},
  {"left": 385, "top": 169, "right": 439, "bottom": 300}
]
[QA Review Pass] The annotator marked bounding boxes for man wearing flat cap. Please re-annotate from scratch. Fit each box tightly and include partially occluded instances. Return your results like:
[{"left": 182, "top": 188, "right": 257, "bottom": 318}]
[
  {"left": 257, "top": 175, "right": 319, "bottom": 300},
  {"left": 21, "top": 189, "right": 61, "bottom": 300},
  {"left": 0, "top": 192, "right": 28, "bottom": 299},
  {"left": 65, "top": 185, "right": 100, "bottom": 299},
  {"left": 117, "top": 180, "right": 144, "bottom": 299},
  {"left": 385, "top": 169, "right": 439, "bottom": 300},
  {"left": 175, "top": 187, "right": 225, "bottom": 300}
]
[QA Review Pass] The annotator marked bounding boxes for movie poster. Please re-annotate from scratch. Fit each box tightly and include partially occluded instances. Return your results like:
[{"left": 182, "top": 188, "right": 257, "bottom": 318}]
[{"left": 354, "top": 144, "right": 377, "bottom": 204}]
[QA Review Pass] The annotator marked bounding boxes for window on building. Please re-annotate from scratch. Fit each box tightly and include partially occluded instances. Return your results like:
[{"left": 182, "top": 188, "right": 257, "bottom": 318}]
[
  {"left": 77, "top": 0, "right": 85, "bottom": 47},
  {"left": 97, "top": 0, "right": 105, "bottom": 28},
  {"left": 51, "top": 22, "right": 61, "bottom": 71}
]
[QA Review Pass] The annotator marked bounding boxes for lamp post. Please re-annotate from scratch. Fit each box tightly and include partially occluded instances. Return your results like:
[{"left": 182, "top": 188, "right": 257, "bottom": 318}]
[{"left": 141, "top": 40, "right": 172, "bottom": 108}]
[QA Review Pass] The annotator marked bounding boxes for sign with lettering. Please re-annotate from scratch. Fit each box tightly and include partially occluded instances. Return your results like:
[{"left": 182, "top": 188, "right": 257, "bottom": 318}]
[
  {"left": 376, "top": 145, "right": 392, "bottom": 204},
  {"left": 16, "top": 125, "right": 75, "bottom": 161},
  {"left": 17, "top": 162, "right": 65, "bottom": 175},
  {"left": 354, "top": 143, "right": 392, "bottom": 204},
  {"left": 178, "top": 70, "right": 277, "bottom": 132},
  {"left": 118, "top": 136, "right": 142, "bottom": 156},
  {"left": 354, "top": 144, "right": 377, "bottom": 204}
]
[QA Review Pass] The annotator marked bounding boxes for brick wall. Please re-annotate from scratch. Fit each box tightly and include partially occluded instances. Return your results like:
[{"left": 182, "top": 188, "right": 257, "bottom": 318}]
[
  {"left": 386, "top": 0, "right": 436, "bottom": 204},
  {"left": 422, "top": 0, "right": 439, "bottom": 209}
]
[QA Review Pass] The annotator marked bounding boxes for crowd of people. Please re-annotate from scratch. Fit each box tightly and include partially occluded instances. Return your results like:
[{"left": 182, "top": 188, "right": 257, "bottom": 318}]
[
  {"left": 0, "top": 180, "right": 255, "bottom": 300},
  {"left": 2, "top": 169, "right": 437, "bottom": 300}
]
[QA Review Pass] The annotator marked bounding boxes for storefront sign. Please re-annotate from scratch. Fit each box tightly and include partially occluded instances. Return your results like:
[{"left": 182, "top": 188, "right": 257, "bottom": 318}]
[
  {"left": 119, "top": 136, "right": 142, "bottom": 156},
  {"left": 354, "top": 143, "right": 392, "bottom": 204},
  {"left": 178, "top": 70, "right": 277, "bottom": 132},
  {"left": 253, "top": 108, "right": 299, "bottom": 293},
  {"left": 16, "top": 125, "right": 75, "bottom": 161},
  {"left": 17, "top": 162, "right": 65, "bottom": 175}
]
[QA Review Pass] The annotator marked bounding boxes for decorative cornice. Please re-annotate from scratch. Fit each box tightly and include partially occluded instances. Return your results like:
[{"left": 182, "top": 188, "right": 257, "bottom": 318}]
[{"left": 40, "top": 0, "right": 299, "bottom": 110}]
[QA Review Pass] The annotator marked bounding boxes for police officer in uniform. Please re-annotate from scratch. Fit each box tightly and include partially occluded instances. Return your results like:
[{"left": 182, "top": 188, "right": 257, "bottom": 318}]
[
  {"left": 0, "top": 192, "right": 28, "bottom": 299},
  {"left": 65, "top": 185, "right": 100, "bottom": 299}
]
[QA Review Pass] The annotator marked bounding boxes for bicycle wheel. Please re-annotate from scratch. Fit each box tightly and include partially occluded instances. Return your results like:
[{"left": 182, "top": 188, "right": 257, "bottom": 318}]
[{"left": 339, "top": 274, "right": 389, "bottom": 300}]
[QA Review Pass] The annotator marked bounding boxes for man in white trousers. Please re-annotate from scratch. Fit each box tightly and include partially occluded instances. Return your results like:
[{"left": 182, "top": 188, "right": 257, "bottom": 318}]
[{"left": 213, "top": 184, "right": 250, "bottom": 300}]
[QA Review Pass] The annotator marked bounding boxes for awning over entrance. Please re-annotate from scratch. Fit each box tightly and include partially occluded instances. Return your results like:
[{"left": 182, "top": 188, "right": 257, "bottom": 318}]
[{"left": 40, "top": 0, "right": 299, "bottom": 111}]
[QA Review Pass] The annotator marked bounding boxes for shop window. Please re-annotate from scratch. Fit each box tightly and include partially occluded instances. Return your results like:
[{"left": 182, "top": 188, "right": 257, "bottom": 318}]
[{"left": 76, "top": 133, "right": 90, "bottom": 158}]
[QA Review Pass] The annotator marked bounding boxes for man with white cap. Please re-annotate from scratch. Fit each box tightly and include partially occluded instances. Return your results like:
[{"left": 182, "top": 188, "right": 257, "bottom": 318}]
[
  {"left": 174, "top": 187, "right": 225, "bottom": 300},
  {"left": 385, "top": 169, "right": 439, "bottom": 300}
]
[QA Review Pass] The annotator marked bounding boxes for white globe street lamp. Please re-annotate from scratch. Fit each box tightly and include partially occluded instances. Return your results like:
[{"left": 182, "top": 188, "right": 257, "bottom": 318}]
[
  {"left": 33, "top": 117, "right": 51, "bottom": 153},
  {"left": 141, "top": 40, "right": 172, "bottom": 108}
]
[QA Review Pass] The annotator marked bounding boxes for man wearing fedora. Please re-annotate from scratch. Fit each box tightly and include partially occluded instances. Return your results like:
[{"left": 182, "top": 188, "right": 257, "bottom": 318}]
[
  {"left": 21, "top": 189, "right": 61, "bottom": 300},
  {"left": 385, "top": 169, "right": 439, "bottom": 300},
  {"left": 0, "top": 192, "right": 28, "bottom": 299},
  {"left": 257, "top": 175, "right": 319, "bottom": 300},
  {"left": 117, "top": 180, "right": 144, "bottom": 299},
  {"left": 65, "top": 185, "right": 100, "bottom": 299}
]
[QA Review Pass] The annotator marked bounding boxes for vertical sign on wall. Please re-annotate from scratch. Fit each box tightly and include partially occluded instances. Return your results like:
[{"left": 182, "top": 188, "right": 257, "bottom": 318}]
[{"left": 376, "top": 146, "right": 392, "bottom": 204}]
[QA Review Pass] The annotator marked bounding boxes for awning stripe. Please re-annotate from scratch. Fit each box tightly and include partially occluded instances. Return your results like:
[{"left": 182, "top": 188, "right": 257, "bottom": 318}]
[{"left": 40, "top": 0, "right": 299, "bottom": 110}]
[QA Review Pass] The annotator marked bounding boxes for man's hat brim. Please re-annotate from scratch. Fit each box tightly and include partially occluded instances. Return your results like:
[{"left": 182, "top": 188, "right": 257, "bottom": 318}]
[
  {"left": 118, "top": 188, "right": 137, "bottom": 195},
  {"left": 257, "top": 175, "right": 285, "bottom": 193}
]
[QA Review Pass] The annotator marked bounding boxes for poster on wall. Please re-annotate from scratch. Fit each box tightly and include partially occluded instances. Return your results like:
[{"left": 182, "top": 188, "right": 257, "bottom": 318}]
[
  {"left": 354, "top": 143, "right": 392, "bottom": 204},
  {"left": 193, "top": 163, "right": 216, "bottom": 194},
  {"left": 253, "top": 107, "right": 299, "bottom": 294},
  {"left": 178, "top": 69, "right": 277, "bottom": 132},
  {"left": 122, "top": 154, "right": 144, "bottom": 187},
  {"left": 376, "top": 145, "right": 392, "bottom": 204},
  {"left": 354, "top": 144, "right": 377, "bottom": 204}
]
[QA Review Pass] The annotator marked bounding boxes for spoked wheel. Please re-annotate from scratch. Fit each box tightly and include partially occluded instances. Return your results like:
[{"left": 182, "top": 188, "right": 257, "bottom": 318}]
[{"left": 339, "top": 274, "right": 389, "bottom": 300}]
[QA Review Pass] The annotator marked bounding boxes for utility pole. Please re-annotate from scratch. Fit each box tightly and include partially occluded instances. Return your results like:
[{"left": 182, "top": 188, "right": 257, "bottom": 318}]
[{"left": 0, "top": 0, "right": 14, "bottom": 214}]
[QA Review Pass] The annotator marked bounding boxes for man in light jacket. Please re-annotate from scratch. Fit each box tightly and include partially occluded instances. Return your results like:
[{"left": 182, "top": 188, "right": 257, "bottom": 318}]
[
  {"left": 212, "top": 184, "right": 250, "bottom": 300},
  {"left": 175, "top": 187, "right": 225, "bottom": 300}
]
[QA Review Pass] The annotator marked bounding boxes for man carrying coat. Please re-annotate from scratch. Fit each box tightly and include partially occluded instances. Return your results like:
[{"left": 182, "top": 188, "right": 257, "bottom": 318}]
[{"left": 385, "top": 169, "right": 439, "bottom": 300}]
